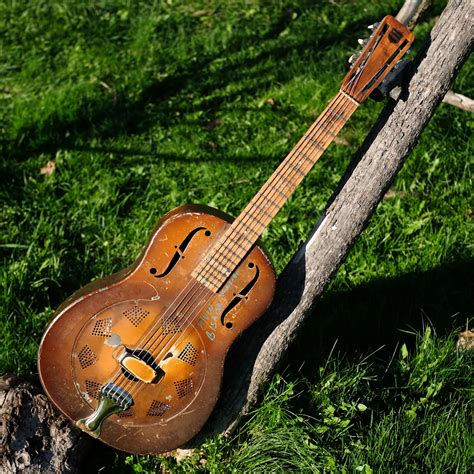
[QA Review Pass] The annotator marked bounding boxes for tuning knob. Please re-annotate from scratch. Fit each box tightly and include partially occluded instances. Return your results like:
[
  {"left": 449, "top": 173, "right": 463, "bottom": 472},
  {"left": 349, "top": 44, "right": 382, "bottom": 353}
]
[
  {"left": 348, "top": 53, "right": 358, "bottom": 64},
  {"left": 368, "top": 22, "right": 380, "bottom": 31},
  {"left": 357, "top": 38, "right": 367, "bottom": 46}
]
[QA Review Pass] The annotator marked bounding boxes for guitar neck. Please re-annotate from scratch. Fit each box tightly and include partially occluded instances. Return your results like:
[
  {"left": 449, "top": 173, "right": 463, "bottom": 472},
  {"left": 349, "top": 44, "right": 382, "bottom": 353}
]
[{"left": 193, "top": 90, "right": 359, "bottom": 291}]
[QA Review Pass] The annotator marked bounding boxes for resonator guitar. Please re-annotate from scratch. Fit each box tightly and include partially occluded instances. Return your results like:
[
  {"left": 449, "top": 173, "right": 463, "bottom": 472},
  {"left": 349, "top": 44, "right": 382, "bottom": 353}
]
[{"left": 38, "top": 16, "right": 414, "bottom": 454}]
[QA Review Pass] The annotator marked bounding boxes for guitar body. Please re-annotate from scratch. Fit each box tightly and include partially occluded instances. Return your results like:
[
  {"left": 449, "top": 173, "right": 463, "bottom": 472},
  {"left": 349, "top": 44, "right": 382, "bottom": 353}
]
[{"left": 38, "top": 204, "right": 275, "bottom": 454}]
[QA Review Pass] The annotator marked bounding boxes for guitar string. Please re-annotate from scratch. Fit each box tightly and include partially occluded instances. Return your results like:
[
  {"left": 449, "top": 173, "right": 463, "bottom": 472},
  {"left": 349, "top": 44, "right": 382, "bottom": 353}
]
[
  {"left": 106, "top": 43, "right": 383, "bottom": 406},
  {"left": 114, "top": 89, "right": 361, "bottom": 403},
  {"left": 120, "top": 30, "right": 387, "bottom": 380},
  {"left": 112, "top": 91, "right": 359, "bottom": 404},
  {"left": 199, "top": 94, "right": 355, "bottom": 282},
  {"left": 109, "top": 92, "right": 352, "bottom": 403},
  {"left": 129, "top": 92, "right": 352, "bottom": 357},
  {"left": 111, "top": 87, "right": 361, "bottom": 406},
  {"left": 113, "top": 92, "right": 352, "bottom": 379},
  {"left": 126, "top": 73, "right": 363, "bottom": 377}
]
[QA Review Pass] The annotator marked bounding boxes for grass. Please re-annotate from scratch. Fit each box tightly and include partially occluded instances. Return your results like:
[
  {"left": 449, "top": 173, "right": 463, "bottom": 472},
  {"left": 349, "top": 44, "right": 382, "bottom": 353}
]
[
  {"left": 142, "top": 328, "right": 473, "bottom": 473},
  {"left": 0, "top": 0, "right": 472, "bottom": 472}
]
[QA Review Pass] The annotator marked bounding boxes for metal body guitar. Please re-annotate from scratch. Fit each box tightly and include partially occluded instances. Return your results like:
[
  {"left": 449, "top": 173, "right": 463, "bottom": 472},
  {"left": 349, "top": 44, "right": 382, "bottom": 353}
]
[
  {"left": 38, "top": 205, "right": 275, "bottom": 454},
  {"left": 38, "top": 16, "right": 414, "bottom": 455}
]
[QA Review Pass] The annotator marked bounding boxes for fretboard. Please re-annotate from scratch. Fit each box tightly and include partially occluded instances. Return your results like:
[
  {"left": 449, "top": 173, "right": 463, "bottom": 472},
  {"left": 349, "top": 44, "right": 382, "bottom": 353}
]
[{"left": 192, "top": 90, "right": 359, "bottom": 291}]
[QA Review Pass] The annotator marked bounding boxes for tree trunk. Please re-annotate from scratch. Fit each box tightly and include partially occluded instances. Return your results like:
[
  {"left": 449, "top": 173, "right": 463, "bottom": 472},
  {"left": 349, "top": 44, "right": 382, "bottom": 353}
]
[{"left": 189, "top": 0, "right": 473, "bottom": 444}]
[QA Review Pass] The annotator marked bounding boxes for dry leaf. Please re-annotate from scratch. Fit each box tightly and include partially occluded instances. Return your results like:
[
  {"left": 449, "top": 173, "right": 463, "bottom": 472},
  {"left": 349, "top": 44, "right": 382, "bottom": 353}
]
[
  {"left": 40, "top": 160, "right": 56, "bottom": 176},
  {"left": 266, "top": 97, "right": 276, "bottom": 108},
  {"left": 174, "top": 448, "right": 194, "bottom": 462},
  {"left": 457, "top": 329, "right": 474, "bottom": 352},
  {"left": 383, "top": 189, "right": 406, "bottom": 200},
  {"left": 334, "top": 136, "right": 351, "bottom": 147}
]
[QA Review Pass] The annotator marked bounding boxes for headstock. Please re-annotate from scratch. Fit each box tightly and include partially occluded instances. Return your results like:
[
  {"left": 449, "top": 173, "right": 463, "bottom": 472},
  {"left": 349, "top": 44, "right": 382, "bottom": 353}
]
[{"left": 341, "top": 16, "right": 414, "bottom": 103}]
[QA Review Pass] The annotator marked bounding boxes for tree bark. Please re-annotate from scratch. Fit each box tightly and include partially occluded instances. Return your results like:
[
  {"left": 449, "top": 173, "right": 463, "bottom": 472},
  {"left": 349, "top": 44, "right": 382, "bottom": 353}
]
[
  {"left": 189, "top": 0, "right": 473, "bottom": 444},
  {"left": 0, "top": 375, "right": 94, "bottom": 473}
]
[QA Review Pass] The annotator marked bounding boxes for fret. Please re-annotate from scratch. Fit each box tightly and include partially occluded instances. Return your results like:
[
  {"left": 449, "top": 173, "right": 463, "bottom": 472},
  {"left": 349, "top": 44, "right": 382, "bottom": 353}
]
[
  {"left": 284, "top": 161, "right": 306, "bottom": 178},
  {"left": 239, "top": 231, "right": 258, "bottom": 245},
  {"left": 222, "top": 244, "right": 242, "bottom": 260},
  {"left": 294, "top": 148, "right": 315, "bottom": 164},
  {"left": 303, "top": 135, "right": 325, "bottom": 151},
  {"left": 254, "top": 205, "right": 273, "bottom": 220},
  {"left": 209, "top": 250, "right": 238, "bottom": 271},
  {"left": 199, "top": 267, "right": 222, "bottom": 282},
  {"left": 240, "top": 223, "right": 260, "bottom": 237},
  {"left": 318, "top": 123, "right": 336, "bottom": 137},
  {"left": 327, "top": 106, "right": 346, "bottom": 122},
  {"left": 205, "top": 264, "right": 228, "bottom": 279},
  {"left": 267, "top": 185, "right": 287, "bottom": 200},
  {"left": 226, "top": 235, "right": 247, "bottom": 252},
  {"left": 197, "top": 272, "right": 220, "bottom": 289},
  {"left": 207, "top": 255, "right": 232, "bottom": 274},
  {"left": 229, "top": 232, "right": 254, "bottom": 247},
  {"left": 276, "top": 171, "right": 296, "bottom": 188},
  {"left": 214, "top": 251, "right": 236, "bottom": 268},
  {"left": 246, "top": 212, "right": 266, "bottom": 225}
]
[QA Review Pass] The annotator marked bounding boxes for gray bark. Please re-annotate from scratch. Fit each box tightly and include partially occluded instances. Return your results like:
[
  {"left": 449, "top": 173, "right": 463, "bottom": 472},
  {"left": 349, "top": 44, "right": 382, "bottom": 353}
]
[
  {"left": 0, "top": 375, "right": 93, "bottom": 473},
  {"left": 190, "top": 0, "right": 473, "bottom": 443}
]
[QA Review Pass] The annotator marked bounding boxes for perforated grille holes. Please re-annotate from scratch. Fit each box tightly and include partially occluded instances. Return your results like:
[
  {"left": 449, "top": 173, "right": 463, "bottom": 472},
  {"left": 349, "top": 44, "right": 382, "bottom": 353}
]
[
  {"left": 174, "top": 378, "right": 193, "bottom": 399},
  {"left": 91, "top": 317, "right": 112, "bottom": 337},
  {"left": 117, "top": 409, "right": 134, "bottom": 418},
  {"left": 85, "top": 380, "right": 101, "bottom": 399},
  {"left": 123, "top": 305, "right": 149, "bottom": 327},
  {"left": 78, "top": 345, "right": 97, "bottom": 369},
  {"left": 147, "top": 400, "right": 171, "bottom": 417},
  {"left": 178, "top": 342, "right": 198, "bottom": 366},
  {"left": 161, "top": 315, "right": 182, "bottom": 335}
]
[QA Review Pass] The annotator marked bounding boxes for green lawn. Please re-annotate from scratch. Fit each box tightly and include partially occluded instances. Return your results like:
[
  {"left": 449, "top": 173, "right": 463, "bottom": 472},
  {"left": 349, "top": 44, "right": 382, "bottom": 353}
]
[{"left": 0, "top": 0, "right": 472, "bottom": 472}]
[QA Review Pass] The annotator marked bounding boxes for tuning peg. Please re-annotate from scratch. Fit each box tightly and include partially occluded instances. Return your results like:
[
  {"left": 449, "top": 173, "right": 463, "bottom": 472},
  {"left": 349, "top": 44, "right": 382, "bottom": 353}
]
[
  {"left": 348, "top": 52, "right": 362, "bottom": 64},
  {"left": 368, "top": 22, "right": 379, "bottom": 31},
  {"left": 357, "top": 38, "right": 365, "bottom": 45}
]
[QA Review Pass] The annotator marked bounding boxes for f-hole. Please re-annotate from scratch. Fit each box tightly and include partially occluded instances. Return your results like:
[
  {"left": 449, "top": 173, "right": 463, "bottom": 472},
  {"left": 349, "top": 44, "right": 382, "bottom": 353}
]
[
  {"left": 220, "top": 262, "right": 260, "bottom": 329},
  {"left": 149, "top": 227, "right": 211, "bottom": 278}
]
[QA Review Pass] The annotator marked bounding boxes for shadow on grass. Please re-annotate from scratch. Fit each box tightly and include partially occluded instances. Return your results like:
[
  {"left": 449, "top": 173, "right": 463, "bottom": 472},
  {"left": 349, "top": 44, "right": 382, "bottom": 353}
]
[
  {"left": 3, "top": 11, "right": 381, "bottom": 161},
  {"left": 291, "top": 259, "right": 474, "bottom": 374}
]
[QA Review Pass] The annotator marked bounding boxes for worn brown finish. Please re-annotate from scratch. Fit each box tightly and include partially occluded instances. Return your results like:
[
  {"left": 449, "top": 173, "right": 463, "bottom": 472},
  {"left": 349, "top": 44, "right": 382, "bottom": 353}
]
[{"left": 38, "top": 205, "right": 275, "bottom": 454}]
